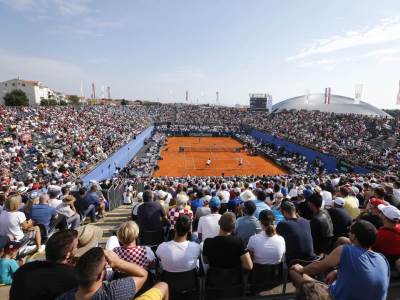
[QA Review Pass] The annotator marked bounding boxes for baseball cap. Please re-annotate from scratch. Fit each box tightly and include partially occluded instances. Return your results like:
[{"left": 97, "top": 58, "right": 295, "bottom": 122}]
[
  {"left": 157, "top": 190, "right": 167, "bottom": 200},
  {"left": 378, "top": 205, "right": 400, "bottom": 222},
  {"left": 209, "top": 196, "right": 221, "bottom": 208},
  {"left": 369, "top": 198, "right": 386, "bottom": 208},
  {"left": 333, "top": 197, "right": 345, "bottom": 207},
  {"left": 303, "top": 189, "right": 314, "bottom": 199}
]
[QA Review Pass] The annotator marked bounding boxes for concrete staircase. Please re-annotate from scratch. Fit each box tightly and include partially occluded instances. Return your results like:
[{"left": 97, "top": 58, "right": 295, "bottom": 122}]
[{"left": 95, "top": 205, "right": 132, "bottom": 246}]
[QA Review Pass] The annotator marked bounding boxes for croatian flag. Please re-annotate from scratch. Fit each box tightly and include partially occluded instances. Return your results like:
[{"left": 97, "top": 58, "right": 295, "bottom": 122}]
[{"left": 324, "top": 87, "right": 331, "bottom": 104}]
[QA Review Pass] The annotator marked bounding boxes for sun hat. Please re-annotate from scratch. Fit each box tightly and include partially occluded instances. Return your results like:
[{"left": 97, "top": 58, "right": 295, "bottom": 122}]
[
  {"left": 157, "top": 190, "right": 168, "bottom": 200},
  {"left": 333, "top": 197, "right": 345, "bottom": 207},
  {"left": 75, "top": 225, "right": 104, "bottom": 257},
  {"left": 378, "top": 205, "right": 400, "bottom": 222},
  {"left": 240, "top": 189, "right": 256, "bottom": 201},
  {"left": 234, "top": 187, "right": 241, "bottom": 194}
]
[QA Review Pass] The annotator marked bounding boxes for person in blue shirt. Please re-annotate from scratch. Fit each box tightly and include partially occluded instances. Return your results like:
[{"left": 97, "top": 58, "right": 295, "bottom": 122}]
[
  {"left": 290, "top": 220, "right": 390, "bottom": 300},
  {"left": 235, "top": 201, "right": 261, "bottom": 244},
  {"left": 30, "top": 194, "right": 59, "bottom": 232},
  {"left": 252, "top": 190, "right": 270, "bottom": 219},
  {"left": 86, "top": 185, "right": 105, "bottom": 218},
  {"left": 228, "top": 188, "right": 243, "bottom": 214},
  {"left": 0, "top": 241, "right": 22, "bottom": 285},
  {"left": 190, "top": 189, "right": 204, "bottom": 215},
  {"left": 271, "top": 193, "right": 285, "bottom": 224}
]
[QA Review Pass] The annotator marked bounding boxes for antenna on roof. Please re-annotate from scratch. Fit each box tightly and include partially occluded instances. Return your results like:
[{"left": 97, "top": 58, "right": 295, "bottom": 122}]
[
  {"left": 107, "top": 86, "right": 111, "bottom": 100},
  {"left": 91, "top": 83, "right": 96, "bottom": 99},
  {"left": 80, "top": 81, "right": 84, "bottom": 99}
]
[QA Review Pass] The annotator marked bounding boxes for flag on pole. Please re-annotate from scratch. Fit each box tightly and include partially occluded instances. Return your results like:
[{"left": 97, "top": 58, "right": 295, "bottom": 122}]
[
  {"left": 328, "top": 87, "right": 331, "bottom": 104},
  {"left": 304, "top": 89, "right": 310, "bottom": 104},
  {"left": 325, "top": 87, "right": 332, "bottom": 104},
  {"left": 355, "top": 84, "right": 363, "bottom": 105}
]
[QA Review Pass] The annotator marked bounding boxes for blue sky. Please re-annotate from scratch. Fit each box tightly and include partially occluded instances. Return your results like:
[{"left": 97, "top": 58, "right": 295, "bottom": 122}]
[{"left": 1, "top": 0, "right": 400, "bottom": 108}]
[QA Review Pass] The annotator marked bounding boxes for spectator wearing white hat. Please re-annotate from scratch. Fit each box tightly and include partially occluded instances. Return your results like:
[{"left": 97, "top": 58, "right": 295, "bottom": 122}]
[
  {"left": 372, "top": 205, "right": 400, "bottom": 271},
  {"left": 56, "top": 195, "right": 81, "bottom": 230},
  {"left": 156, "top": 190, "right": 169, "bottom": 215},
  {"left": 131, "top": 192, "right": 143, "bottom": 221},
  {"left": 240, "top": 183, "right": 256, "bottom": 202},
  {"left": 167, "top": 193, "right": 193, "bottom": 239},
  {"left": 328, "top": 197, "right": 352, "bottom": 241}
]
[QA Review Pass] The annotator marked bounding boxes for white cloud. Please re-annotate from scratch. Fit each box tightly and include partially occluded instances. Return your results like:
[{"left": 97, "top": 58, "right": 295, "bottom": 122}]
[
  {"left": 0, "top": 0, "right": 34, "bottom": 10},
  {"left": 54, "top": 0, "right": 90, "bottom": 16},
  {"left": 0, "top": 48, "right": 88, "bottom": 93},
  {"left": 361, "top": 47, "right": 400, "bottom": 59},
  {"left": 288, "top": 16, "right": 400, "bottom": 61},
  {"left": 0, "top": 0, "right": 91, "bottom": 16}
]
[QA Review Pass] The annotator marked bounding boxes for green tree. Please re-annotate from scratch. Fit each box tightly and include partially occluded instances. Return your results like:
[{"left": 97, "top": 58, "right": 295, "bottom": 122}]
[
  {"left": 4, "top": 89, "right": 29, "bottom": 106},
  {"left": 68, "top": 95, "right": 80, "bottom": 105},
  {"left": 59, "top": 100, "right": 67, "bottom": 106},
  {"left": 121, "top": 99, "right": 128, "bottom": 105},
  {"left": 49, "top": 99, "right": 58, "bottom": 106},
  {"left": 40, "top": 99, "right": 50, "bottom": 106}
]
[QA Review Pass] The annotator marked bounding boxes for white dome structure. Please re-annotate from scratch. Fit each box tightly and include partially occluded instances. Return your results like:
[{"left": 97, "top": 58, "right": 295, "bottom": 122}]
[{"left": 272, "top": 93, "right": 391, "bottom": 118}]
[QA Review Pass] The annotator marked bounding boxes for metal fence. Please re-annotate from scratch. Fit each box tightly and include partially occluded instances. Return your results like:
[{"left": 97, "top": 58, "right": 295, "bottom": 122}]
[
  {"left": 105, "top": 179, "right": 145, "bottom": 211},
  {"left": 106, "top": 179, "right": 125, "bottom": 211}
]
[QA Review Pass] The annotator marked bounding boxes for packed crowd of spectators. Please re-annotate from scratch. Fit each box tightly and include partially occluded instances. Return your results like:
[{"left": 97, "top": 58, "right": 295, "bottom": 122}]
[
  {"left": 1, "top": 101, "right": 400, "bottom": 299},
  {"left": 245, "top": 110, "right": 400, "bottom": 172},
  {"left": 120, "top": 133, "right": 167, "bottom": 178},
  {"left": 235, "top": 134, "right": 313, "bottom": 174},
  {"left": 2, "top": 103, "right": 400, "bottom": 192},
  {"left": 0, "top": 106, "right": 152, "bottom": 193},
  {"left": 2, "top": 172, "right": 399, "bottom": 299}
]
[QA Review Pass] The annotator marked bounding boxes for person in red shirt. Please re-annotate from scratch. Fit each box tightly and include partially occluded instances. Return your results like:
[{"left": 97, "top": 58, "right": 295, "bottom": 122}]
[{"left": 373, "top": 204, "right": 400, "bottom": 271}]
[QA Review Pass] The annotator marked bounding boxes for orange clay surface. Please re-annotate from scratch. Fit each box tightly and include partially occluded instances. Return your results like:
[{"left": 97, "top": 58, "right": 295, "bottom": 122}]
[{"left": 153, "top": 136, "right": 288, "bottom": 177}]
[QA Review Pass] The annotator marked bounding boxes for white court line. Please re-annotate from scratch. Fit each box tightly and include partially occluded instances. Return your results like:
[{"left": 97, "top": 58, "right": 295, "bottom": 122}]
[{"left": 190, "top": 151, "right": 196, "bottom": 169}]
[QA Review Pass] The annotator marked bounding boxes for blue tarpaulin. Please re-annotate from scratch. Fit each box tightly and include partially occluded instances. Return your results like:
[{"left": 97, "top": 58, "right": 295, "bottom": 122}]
[
  {"left": 82, "top": 126, "right": 154, "bottom": 185},
  {"left": 249, "top": 128, "right": 370, "bottom": 173}
]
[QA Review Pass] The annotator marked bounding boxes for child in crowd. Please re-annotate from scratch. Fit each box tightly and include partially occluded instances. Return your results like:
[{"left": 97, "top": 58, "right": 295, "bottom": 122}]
[{"left": 0, "top": 241, "right": 23, "bottom": 285}]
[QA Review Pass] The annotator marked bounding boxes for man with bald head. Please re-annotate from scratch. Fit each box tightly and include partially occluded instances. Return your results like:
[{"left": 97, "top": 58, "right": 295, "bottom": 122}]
[{"left": 29, "top": 194, "right": 58, "bottom": 232}]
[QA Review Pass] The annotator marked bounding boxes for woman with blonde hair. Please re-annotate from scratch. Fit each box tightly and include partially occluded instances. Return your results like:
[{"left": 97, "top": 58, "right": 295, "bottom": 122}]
[
  {"left": 0, "top": 194, "right": 42, "bottom": 252},
  {"left": 112, "top": 221, "right": 156, "bottom": 269}
]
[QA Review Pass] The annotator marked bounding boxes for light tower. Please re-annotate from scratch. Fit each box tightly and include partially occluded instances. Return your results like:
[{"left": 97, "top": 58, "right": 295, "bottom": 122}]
[
  {"left": 216, "top": 91, "right": 220, "bottom": 106},
  {"left": 91, "top": 83, "right": 96, "bottom": 99},
  {"left": 107, "top": 86, "right": 111, "bottom": 100}
]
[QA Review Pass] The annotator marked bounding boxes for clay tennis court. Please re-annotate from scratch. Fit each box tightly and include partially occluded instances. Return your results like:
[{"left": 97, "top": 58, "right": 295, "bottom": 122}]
[{"left": 153, "top": 136, "right": 287, "bottom": 177}]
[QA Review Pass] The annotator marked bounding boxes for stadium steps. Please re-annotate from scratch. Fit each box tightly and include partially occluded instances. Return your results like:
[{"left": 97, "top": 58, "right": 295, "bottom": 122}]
[{"left": 95, "top": 205, "right": 132, "bottom": 245}]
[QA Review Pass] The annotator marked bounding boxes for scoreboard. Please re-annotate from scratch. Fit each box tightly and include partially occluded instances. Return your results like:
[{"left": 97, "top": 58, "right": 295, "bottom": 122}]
[{"left": 249, "top": 93, "right": 272, "bottom": 112}]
